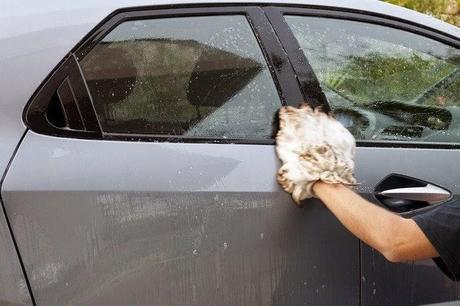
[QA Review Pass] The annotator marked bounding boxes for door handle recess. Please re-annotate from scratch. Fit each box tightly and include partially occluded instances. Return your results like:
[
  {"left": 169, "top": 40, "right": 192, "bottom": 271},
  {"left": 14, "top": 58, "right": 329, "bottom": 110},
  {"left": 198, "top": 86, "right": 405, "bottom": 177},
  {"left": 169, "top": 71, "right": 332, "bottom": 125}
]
[
  {"left": 374, "top": 173, "right": 452, "bottom": 213},
  {"left": 377, "top": 184, "right": 451, "bottom": 205}
]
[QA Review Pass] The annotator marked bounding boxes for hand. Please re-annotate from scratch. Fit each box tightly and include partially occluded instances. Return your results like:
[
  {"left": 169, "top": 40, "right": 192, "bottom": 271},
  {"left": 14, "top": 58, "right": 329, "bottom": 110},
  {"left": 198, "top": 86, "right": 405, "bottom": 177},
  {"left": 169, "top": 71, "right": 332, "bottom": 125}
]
[{"left": 276, "top": 104, "right": 357, "bottom": 205}]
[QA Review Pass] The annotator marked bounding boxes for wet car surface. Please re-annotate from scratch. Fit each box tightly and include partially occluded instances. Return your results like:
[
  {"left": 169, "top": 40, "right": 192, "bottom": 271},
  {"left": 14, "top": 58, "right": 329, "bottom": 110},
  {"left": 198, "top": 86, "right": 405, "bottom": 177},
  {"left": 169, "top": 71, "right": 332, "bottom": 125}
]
[{"left": 0, "top": 1, "right": 459, "bottom": 305}]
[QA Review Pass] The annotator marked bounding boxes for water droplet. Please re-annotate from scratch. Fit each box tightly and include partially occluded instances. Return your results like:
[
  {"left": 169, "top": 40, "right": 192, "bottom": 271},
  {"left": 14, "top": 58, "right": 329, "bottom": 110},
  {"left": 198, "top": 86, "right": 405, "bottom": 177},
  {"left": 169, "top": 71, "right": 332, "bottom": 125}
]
[{"left": 260, "top": 233, "right": 264, "bottom": 240}]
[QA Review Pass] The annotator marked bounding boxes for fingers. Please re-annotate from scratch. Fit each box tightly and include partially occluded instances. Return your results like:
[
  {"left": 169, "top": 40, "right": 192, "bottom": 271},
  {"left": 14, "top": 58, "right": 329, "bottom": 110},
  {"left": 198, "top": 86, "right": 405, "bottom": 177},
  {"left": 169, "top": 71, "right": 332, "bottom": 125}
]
[{"left": 292, "top": 184, "right": 312, "bottom": 206}]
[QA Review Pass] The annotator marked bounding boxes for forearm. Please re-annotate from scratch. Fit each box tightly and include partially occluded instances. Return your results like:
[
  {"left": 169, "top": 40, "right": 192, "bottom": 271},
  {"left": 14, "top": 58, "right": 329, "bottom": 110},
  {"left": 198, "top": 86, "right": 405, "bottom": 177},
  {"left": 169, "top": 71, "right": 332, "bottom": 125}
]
[{"left": 312, "top": 181, "right": 438, "bottom": 262}]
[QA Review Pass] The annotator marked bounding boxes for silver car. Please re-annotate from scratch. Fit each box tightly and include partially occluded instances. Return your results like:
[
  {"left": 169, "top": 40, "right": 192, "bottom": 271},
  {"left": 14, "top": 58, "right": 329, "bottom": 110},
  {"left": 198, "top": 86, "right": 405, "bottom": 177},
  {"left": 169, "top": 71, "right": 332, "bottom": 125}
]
[{"left": 1, "top": 0, "right": 459, "bottom": 305}]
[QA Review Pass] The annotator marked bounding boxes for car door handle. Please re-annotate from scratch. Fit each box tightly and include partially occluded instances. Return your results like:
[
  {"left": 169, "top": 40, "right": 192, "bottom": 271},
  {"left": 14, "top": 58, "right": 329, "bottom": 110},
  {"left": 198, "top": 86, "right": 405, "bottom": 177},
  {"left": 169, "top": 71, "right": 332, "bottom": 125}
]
[
  {"left": 374, "top": 173, "right": 452, "bottom": 213},
  {"left": 377, "top": 184, "right": 451, "bottom": 205}
]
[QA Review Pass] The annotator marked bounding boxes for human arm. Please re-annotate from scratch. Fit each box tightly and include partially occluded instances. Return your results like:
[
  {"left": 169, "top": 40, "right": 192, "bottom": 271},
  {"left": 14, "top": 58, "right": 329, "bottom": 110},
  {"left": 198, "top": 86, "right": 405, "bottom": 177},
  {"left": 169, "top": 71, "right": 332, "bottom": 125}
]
[
  {"left": 312, "top": 181, "right": 438, "bottom": 262},
  {"left": 275, "top": 105, "right": 439, "bottom": 263}
]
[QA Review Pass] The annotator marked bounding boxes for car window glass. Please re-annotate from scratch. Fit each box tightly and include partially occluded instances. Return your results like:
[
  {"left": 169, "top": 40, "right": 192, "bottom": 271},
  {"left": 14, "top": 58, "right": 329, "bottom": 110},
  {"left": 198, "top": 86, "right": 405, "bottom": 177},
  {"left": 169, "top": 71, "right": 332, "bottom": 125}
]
[
  {"left": 285, "top": 16, "right": 460, "bottom": 143},
  {"left": 80, "top": 15, "right": 281, "bottom": 139}
]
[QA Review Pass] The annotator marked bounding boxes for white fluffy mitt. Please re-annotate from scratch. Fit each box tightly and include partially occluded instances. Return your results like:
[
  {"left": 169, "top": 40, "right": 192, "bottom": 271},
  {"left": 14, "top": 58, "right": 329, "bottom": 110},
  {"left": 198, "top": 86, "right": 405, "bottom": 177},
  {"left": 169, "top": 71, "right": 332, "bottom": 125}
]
[{"left": 276, "top": 104, "right": 357, "bottom": 205}]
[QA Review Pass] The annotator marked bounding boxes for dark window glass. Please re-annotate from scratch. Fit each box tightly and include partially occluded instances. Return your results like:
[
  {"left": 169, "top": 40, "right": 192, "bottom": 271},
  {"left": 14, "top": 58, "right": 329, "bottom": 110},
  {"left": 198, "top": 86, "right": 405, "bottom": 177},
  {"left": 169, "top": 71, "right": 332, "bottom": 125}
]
[
  {"left": 80, "top": 15, "right": 281, "bottom": 139},
  {"left": 286, "top": 16, "right": 460, "bottom": 143}
]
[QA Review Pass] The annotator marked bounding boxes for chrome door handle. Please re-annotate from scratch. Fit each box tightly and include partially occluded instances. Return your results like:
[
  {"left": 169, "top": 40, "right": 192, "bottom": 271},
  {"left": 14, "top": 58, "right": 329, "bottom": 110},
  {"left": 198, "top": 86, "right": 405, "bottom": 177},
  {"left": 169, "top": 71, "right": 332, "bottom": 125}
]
[{"left": 377, "top": 184, "right": 451, "bottom": 205}]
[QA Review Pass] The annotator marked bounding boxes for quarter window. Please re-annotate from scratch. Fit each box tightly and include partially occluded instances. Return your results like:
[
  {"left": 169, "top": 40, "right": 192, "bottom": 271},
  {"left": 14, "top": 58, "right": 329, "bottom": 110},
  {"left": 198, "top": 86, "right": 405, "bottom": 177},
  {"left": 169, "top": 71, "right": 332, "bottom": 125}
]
[
  {"left": 80, "top": 15, "right": 281, "bottom": 139},
  {"left": 286, "top": 16, "right": 460, "bottom": 143}
]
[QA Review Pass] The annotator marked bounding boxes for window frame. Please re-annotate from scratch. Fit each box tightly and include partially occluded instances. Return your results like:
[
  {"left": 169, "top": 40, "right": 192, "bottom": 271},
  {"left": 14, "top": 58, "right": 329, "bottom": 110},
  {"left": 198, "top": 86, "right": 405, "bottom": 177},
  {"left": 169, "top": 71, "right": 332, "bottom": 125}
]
[
  {"left": 264, "top": 6, "right": 460, "bottom": 149},
  {"left": 24, "top": 54, "right": 103, "bottom": 140},
  {"left": 24, "top": 5, "right": 305, "bottom": 145}
]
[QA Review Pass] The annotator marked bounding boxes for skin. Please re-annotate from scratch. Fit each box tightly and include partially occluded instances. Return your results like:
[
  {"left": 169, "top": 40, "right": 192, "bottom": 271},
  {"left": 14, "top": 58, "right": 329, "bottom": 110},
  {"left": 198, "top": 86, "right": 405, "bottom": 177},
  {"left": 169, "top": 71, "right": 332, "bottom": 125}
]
[{"left": 312, "top": 181, "right": 439, "bottom": 262}]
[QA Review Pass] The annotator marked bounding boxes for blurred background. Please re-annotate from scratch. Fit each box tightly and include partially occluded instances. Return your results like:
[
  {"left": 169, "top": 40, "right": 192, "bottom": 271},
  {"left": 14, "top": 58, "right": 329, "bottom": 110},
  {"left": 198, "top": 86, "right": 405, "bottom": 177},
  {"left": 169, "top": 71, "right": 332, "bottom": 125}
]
[{"left": 383, "top": 0, "right": 459, "bottom": 26}]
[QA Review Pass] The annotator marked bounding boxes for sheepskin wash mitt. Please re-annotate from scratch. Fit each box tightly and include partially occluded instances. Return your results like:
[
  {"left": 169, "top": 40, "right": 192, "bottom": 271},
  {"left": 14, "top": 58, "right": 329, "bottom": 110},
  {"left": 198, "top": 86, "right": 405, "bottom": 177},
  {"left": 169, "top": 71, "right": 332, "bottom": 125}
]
[{"left": 276, "top": 104, "right": 357, "bottom": 205}]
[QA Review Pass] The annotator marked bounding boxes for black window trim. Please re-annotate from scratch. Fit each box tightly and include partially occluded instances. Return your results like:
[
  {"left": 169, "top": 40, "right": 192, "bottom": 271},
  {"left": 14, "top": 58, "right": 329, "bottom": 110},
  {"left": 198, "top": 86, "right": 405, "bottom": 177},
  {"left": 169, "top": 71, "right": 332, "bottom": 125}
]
[
  {"left": 24, "top": 54, "right": 103, "bottom": 140},
  {"left": 25, "top": 5, "right": 306, "bottom": 145},
  {"left": 24, "top": 3, "right": 460, "bottom": 148},
  {"left": 264, "top": 5, "right": 460, "bottom": 149}
]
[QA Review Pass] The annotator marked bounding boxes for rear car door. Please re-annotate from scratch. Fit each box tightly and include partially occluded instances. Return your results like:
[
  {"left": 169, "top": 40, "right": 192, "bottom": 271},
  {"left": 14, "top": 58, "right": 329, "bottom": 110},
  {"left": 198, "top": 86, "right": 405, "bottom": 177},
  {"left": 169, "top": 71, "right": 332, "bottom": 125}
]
[
  {"left": 266, "top": 5, "right": 460, "bottom": 306},
  {"left": 2, "top": 6, "right": 360, "bottom": 305}
]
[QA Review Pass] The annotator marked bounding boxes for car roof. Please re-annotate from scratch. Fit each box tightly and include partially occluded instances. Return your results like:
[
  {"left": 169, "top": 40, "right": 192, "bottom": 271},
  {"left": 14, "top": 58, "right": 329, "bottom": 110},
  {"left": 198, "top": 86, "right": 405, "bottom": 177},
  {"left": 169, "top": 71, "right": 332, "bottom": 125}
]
[{"left": 3, "top": 0, "right": 460, "bottom": 39}]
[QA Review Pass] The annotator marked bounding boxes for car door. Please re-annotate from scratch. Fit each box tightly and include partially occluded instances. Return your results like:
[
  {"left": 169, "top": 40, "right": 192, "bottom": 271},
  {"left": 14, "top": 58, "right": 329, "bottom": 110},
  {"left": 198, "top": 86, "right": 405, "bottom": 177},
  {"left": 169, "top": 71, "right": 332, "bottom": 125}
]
[
  {"left": 266, "top": 6, "right": 460, "bottom": 306},
  {"left": 1, "top": 6, "right": 360, "bottom": 306}
]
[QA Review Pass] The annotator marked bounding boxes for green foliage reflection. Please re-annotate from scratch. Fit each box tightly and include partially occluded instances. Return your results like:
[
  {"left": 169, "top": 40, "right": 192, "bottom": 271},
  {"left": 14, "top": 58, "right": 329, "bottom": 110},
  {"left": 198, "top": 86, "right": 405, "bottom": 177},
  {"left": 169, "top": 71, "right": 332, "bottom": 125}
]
[{"left": 324, "top": 52, "right": 457, "bottom": 105}]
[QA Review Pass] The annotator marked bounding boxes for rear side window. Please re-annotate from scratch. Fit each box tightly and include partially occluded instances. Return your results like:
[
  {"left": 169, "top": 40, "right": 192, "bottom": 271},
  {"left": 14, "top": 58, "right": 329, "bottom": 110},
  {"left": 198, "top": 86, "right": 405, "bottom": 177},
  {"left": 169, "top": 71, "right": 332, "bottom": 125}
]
[
  {"left": 80, "top": 15, "right": 281, "bottom": 139},
  {"left": 285, "top": 16, "right": 460, "bottom": 144}
]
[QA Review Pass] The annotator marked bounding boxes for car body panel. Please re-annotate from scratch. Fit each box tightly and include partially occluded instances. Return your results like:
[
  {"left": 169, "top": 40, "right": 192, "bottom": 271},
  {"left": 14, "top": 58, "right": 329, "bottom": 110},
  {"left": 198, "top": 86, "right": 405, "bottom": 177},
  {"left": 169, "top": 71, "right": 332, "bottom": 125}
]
[
  {"left": 4, "top": 132, "right": 460, "bottom": 305},
  {"left": 0, "top": 201, "right": 32, "bottom": 306},
  {"left": 0, "top": 9, "right": 104, "bottom": 305},
  {"left": 353, "top": 147, "right": 460, "bottom": 305},
  {"left": 2, "top": 132, "right": 360, "bottom": 305}
]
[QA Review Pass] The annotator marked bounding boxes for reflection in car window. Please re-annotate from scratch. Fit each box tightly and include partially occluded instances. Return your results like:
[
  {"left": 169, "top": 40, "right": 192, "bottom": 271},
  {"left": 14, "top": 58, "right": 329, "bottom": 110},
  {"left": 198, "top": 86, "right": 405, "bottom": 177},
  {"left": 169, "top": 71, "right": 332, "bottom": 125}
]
[
  {"left": 286, "top": 16, "right": 460, "bottom": 143},
  {"left": 80, "top": 15, "right": 281, "bottom": 139}
]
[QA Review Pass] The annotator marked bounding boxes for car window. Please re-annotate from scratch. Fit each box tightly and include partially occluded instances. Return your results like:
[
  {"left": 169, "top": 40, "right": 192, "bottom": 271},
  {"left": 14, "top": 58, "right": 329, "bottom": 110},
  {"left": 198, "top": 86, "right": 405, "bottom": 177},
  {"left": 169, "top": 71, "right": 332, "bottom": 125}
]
[
  {"left": 285, "top": 16, "right": 460, "bottom": 143},
  {"left": 79, "top": 15, "right": 281, "bottom": 139}
]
